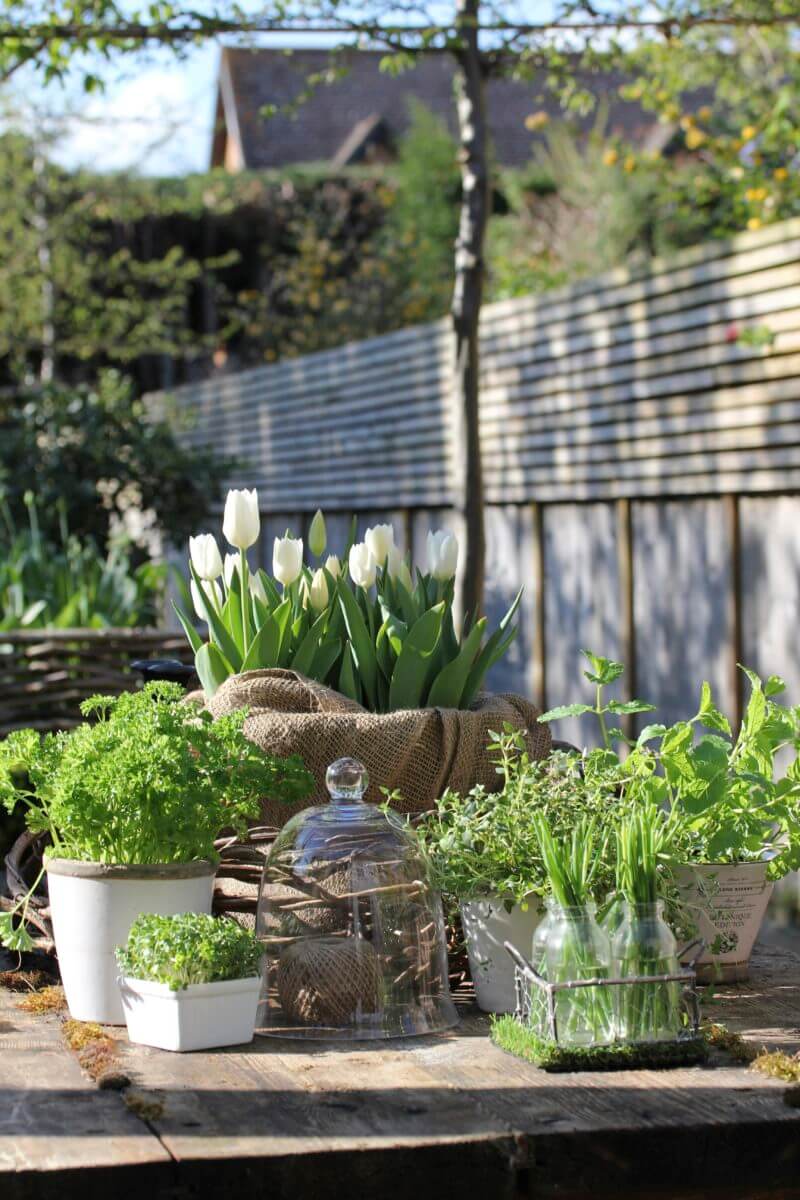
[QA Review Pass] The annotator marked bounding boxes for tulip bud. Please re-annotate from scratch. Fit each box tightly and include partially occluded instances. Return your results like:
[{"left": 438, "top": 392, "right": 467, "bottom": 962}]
[
  {"left": 189, "top": 533, "right": 223, "bottom": 581},
  {"left": 308, "top": 568, "right": 329, "bottom": 613},
  {"left": 273, "top": 535, "right": 303, "bottom": 587},
  {"left": 223, "top": 552, "right": 238, "bottom": 589},
  {"left": 427, "top": 529, "right": 459, "bottom": 581},
  {"left": 325, "top": 554, "right": 342, "bottom": 579},
  {"left": 222, "top": 488, "right": 260, "bottom": 550},
  {"left": 190, "top": 578, "right": 222, "bottom": 620},
  {"left": 249, "top": 572, "right": 268, "bottom": 604},
  {"left": 349, "top": 542, "right": 377, "bottom": 590},
  {"left": 308, "top": 509, "right": 327, "bottom": 557},
  {"left": 365, "top": 523, "right": 395, "bottom": 566}
]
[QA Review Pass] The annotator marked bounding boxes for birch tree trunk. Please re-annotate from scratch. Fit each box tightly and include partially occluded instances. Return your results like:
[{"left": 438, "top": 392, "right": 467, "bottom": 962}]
[{"left": 452, "top": 0, "right": 488, "bottom": 618}]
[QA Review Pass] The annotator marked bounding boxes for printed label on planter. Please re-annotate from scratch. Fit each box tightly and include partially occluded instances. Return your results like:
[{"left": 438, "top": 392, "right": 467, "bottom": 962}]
[{"left": 676, "top": 863, "right": 773, "bottom": 973}]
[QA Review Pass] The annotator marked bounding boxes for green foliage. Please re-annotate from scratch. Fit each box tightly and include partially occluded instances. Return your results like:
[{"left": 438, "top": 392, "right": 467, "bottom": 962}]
[
  {"left": 183, "top": 510, "right": 519, "bottom": 713},
  {"left": 0, "top": 371, "right": 233, "bottom": 549},
  {"left": 533, "top": 813, "right": 605, "bottom": 909},
  {"left": 381, "top": 101, "right": 460, "bottom": 324},
  {"left": 0, "top": 494, "right": 165, "bottom": 630},
  {"left": 116, "top": 913, "right": 261, "bottom": 990},
  {"left": 540, "top": 655, "right": 800, "bottom": 880},
  {"left": 614, "top": 805, "right": 680, "bottom": 906},
  {"left": 0, "top": 682, "right": 313, "bottom": 865},
  {"left": 491, "top": 1014, "right": 707, "bottom": 1072},
  {"left": 488, "top": 113, "right": 660, "bottom": 301},
  {"left": 414, "top": 726, "right": 619, "bottom": 906}
]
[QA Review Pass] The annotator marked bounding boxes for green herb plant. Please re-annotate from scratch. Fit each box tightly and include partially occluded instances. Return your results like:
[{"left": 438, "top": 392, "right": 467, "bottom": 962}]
[
  {"left": 532, "top": 814, "right": 614, "bottom": 1047},
  {"left": 611, "top": 805, "right": 684, "bottom": 1043},
  {"left": 539, "top": 651, "right": 800, "bottom": 880},
  {"left": 413, "top": 725, "right": 617, "bottom": 910},
  {"left": 116, "top": 913, "right": 262, "bottom": 991},
  {"left": 0, "top": 683, "right": 313, "bottom": 952}
]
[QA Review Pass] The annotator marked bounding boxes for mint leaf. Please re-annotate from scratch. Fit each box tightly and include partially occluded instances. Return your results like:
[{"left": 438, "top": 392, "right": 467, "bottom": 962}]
[
  {"left": 580, "top": 649, "right": 624, "bottom": 686},
  {"left": 538, "top": 704, "right": 594, "bottom": 723}
]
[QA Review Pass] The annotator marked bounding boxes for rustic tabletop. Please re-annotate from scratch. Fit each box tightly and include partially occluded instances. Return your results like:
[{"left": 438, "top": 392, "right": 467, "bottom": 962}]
[{"left": 2, "top": 942, "right": 800, "bottom": 1200}]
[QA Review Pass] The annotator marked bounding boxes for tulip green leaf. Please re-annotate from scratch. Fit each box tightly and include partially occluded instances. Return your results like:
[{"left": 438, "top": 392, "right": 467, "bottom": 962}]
[
  {"left": 195, "top": 642, "right": 233, "bottom": 698},
  {"left": 460, "top": 589, "right": 523, "bottom": 709},
  {"left": 388, "top": 603, "right": 444, "bottom": 711},
  {"left": 258, "top": 569, "right": 282, "bottom": 609},
  {"left": 427, "top": 618, "right": 486, "bottom": 709},
  {"left": 272, "top": 598, "right": 293, "bottom": 666},
  {"left": 189, "top": 563, "right": 242, "bottom": 671},
  {"left": 338, "top": 584, "right": 378, "bottom": 708},
  {"left": 172, "top": 601, "right": 203, "bottom": 654},
  {"left": 311, "top": 639, "right": 341, "bottom": 683},
  {"left": 338, "top": 644, "right": 361, "bottom": 704},
  {"left": 375, "top": 617, "right": 393, "bottom": 681},
  {"left": 291, "top": 611, "right": 328, "bottom": 676},
  {"left": 222, "top": 589, "right": 245, "bottom": 657},
  {"left": 241, "top": 615, "right": 280, "bottom": 672}
]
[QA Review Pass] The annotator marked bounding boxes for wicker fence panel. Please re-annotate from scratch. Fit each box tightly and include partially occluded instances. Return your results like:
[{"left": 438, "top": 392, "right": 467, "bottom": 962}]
[{"left": 0, "top": 629, "right": 194, "bottom": 735}]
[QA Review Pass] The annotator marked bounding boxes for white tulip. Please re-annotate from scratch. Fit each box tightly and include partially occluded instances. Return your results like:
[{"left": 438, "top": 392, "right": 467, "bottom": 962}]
[
  {"left": 189, "top": 533, "right": 223, "bottom": 581},
  {"left": 223, "top": 552, "right": 239, "bottom": 588},
  {"left": 308, "top": 509, "right": 327, "bottom": 557},
  {"left": 427, "top": 529, "right": 459, "bottom": 581},
  {"left": 249, "top": 572, "right": 268, "bottom": 604},
  {"left": 388, "top": 545, "right": 414, "bottom": 592},
  {"left": 349, "top": 542, "right": 377, "bottom": 590},
  {"left": 190, "top": 578, "right": 222, "bottom": 620},
  {"left": 273, "top": 535, "right": 304, "bottom": 587},
  {"left": 325, "top": 554, "right": 342, "bottom": 579},
  {"left": 308, "top": 568, "right": 329, "bottom": 613},
  {"left": 365, "top": 523, "right": 395, "bottom": 566},
  {"left": 222, "top": 488, "right": 260, "bottom": 550}
]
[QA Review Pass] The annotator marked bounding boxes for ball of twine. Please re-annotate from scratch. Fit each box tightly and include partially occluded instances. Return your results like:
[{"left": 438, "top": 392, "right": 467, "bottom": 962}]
[
  {"left": 262, "top": 863, "right": 354, "bottom": 938},
  {"left": 277, "top": 936, "right": 382, "bottom": 1026}
]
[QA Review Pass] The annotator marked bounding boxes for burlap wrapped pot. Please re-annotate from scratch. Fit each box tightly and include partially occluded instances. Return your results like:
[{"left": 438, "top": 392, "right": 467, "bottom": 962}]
[{"left": 205, "top": 668, "right": 551, "bottom": 822}]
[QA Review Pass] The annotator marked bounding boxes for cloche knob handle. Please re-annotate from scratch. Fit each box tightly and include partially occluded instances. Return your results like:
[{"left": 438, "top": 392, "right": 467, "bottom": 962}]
[{"left": 326, "top": 757, "right": 369, "bottom": 803}]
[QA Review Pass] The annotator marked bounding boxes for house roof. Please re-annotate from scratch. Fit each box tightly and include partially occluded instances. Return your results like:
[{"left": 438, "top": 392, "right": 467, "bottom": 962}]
[{"left": 211, "top": 47, "right": 671, "bottom": 171}]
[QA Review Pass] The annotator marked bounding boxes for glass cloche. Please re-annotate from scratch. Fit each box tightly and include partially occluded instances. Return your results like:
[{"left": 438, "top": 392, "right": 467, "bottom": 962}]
[{"left": 255, "top": 757, "right": 458, "bottom": 1040}]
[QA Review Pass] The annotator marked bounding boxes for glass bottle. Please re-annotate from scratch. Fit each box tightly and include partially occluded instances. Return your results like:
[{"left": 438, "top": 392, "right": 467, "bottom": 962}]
[
  {"left": 544, "top": 902, "right": 613, "bottom": 1047},
  {"left": 612, "top": 900, "right": 682, "bottom": 1043},
  {"left": 527, "top": 901, "right": 554, "bottom": 1036}
]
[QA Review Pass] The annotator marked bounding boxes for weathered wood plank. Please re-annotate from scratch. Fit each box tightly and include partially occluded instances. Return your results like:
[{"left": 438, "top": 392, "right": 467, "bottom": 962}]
[
  {"left": 541, "top": 503, "right": 622, "bottom": 745},
  {"left": 0, "top": 996, "right": 169, "bottom": 1180},
  {"left": 633, "top": 499, "right": 734, "bottom": 728},
  {"left": 739, "top": 495, "right": 800, "bottom": 704}
]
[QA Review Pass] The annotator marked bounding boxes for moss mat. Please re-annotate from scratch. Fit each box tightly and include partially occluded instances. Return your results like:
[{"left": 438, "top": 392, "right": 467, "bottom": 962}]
[{"left": 490, "top": 1015, "right": 708, "bottom": 1073}]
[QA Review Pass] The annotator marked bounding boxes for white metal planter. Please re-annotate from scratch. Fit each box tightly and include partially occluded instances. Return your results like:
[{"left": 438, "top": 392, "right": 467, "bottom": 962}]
[
  {"left": 45, "top": 858, "right": 216, "bottom": 1025},
  {"left": 119, "top": 974, "right": 261, "bottom": 1052},
  {"left": 460, "top": 895, "right": 543, "bottom": 1013},
  {"left": 676, "top": 862, "right": 773, "bottom": 982}
]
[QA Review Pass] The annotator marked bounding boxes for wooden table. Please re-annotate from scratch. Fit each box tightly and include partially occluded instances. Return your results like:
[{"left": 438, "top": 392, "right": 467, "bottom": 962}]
[{"left": 3, "top": 942, "right": 800, "bottom": 1200}]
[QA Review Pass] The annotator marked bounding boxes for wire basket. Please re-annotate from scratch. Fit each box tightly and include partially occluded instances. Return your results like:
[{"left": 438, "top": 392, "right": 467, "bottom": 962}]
[{"left": 504, "top": 939, "right": 704, "bottom": 1048}]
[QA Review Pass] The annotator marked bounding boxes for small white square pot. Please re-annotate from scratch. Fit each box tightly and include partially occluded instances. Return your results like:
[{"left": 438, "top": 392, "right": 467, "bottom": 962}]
[{"left": 119, "top": 975, "right": 261, "bottom": 1052}]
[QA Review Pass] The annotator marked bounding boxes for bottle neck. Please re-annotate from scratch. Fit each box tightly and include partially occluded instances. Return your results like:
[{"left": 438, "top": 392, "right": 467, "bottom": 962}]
[
  {"left": 619, "top": 900, "right": 666, "bottom": 919},
  {"left": 545, "top": 899, "right": 597, "bottom": 920}
]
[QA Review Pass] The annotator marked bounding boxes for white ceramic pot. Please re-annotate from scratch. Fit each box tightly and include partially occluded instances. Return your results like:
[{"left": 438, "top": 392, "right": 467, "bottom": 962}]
[
  {"left": 676, "top": 861, "right": 773, "bottom": 983},
  {"left": 460, "top": 895, "right": 543, "bottom": 1013},
  {"left": 119, "top": 974, "right": 261, "bottom": 1052},
  {"left": 46, "top": 858, "right": 216, "bottom": 1025}
]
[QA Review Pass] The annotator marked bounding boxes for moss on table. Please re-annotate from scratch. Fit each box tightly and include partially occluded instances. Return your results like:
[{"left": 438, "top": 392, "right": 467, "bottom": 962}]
[{"left": 490, "top": 1014, "right": 708, "bottom": 1072}]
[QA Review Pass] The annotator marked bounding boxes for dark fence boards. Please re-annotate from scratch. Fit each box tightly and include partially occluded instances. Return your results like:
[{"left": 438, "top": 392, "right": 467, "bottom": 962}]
[{"left": 163, "top": 218, "right": 800, "bottom": 739}]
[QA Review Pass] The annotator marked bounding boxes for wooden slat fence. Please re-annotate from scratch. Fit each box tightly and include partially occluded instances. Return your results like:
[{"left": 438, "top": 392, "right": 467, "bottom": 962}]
[
  {"left": 0, "top": 629, "right": 193, "bottom": 735},
  {"left": 163, "top": 218, "right": 800, "bottom": 744}
]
